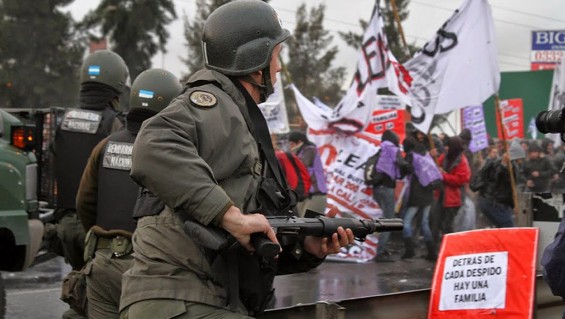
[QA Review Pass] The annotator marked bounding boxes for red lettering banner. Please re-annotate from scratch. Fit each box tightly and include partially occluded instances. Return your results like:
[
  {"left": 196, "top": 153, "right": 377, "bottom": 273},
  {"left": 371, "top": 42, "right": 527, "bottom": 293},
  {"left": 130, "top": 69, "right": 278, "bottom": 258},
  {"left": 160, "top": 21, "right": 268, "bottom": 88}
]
[{"left": 496, "top": 98, "right": 524, "bottom": 140}]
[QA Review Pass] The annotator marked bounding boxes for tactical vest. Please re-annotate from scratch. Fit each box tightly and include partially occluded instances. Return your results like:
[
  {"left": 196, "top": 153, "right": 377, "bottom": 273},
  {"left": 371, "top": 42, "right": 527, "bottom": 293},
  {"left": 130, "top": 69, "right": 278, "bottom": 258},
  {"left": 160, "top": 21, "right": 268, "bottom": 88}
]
[
  {"left": 54, "top": 107, "right": 118, "bottom": 209},
  {"left": 96, "top": 129, "right": 137, "bottom": 233}
]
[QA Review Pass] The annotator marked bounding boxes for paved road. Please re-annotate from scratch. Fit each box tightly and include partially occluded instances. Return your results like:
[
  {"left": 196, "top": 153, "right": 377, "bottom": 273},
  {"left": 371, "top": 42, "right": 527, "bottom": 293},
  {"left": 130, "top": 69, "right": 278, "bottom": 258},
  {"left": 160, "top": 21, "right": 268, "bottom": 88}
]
[
  {"left": 2, "top": 234, "right": 436, "bottom": 318},
  {"left": 3, "top": 256, "right": 71, "bottom": 319}
]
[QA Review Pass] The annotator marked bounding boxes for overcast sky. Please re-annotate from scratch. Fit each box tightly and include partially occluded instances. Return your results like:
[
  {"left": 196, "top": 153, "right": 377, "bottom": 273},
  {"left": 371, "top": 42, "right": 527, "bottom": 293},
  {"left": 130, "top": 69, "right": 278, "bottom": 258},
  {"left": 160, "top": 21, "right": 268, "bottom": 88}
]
[{"left": 65, "top": 0, "right": 565, "bottom": 81}]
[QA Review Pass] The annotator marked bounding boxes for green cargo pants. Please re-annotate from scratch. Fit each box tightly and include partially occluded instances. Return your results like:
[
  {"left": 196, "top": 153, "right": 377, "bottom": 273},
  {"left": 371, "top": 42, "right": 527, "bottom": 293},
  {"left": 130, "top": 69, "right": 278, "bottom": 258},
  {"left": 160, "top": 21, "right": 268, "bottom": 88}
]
[{"left": 86, "top": 249, "right": 133, "bottom": 319}]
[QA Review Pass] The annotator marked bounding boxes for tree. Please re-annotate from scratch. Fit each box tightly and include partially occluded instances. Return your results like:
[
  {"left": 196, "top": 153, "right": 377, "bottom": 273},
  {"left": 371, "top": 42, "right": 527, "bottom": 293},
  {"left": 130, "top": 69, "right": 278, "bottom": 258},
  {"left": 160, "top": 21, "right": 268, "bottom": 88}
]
[
  {"left": 81, "top": 0, "right": 177, "bottom": 81},
  {"left": 181, "top": 0, "right": 231, "bottom": 80},
  {"left": 338, "top": 0, "right": 416, "bottom": 62},
  {"left": 286, "top": 4, "right": 346, "bottom": 107},
  {"left": 0, "top": 0, "right": 85, "bottom": 108}
]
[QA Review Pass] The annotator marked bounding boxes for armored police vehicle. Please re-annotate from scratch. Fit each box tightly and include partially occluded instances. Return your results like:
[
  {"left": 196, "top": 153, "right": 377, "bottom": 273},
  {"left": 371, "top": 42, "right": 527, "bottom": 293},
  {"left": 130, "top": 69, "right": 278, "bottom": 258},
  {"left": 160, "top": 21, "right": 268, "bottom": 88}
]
[{"left": 0, "top": 109, "right": 44, "bottom": 316}]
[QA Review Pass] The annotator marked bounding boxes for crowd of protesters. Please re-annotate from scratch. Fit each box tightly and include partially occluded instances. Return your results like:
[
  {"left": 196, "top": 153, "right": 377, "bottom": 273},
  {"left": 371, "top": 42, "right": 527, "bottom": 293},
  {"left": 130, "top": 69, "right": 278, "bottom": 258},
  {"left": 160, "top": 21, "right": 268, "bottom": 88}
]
[
  {"left": 276, "top": 125, "right": 564, "bottom": 264},
  {"left": 362, "top": 123, "right": 565, "bottom": 263}
]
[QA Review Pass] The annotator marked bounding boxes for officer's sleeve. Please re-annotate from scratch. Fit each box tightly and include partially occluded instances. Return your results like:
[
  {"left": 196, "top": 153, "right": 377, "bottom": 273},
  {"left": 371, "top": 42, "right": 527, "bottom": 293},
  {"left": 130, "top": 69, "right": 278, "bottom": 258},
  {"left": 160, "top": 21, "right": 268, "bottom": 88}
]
[
  {"left": 130, "top": 102, "right": 232, "bottom": 226},
  {"left": 76, "top": 138, "right": 108, "bottom": 231}
]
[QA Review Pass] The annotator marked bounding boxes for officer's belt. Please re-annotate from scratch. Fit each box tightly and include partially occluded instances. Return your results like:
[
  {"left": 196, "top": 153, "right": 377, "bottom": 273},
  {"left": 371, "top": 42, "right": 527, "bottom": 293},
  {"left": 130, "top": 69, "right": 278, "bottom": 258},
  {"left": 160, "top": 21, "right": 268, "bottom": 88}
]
[
  {"left": 95, "top": 237, "right": 115, "bottom": 250},
  {"left": 89, "top": 225, "right": 133, "bottom": 255},
  {"left": 93, "top": 235, "right": 133, "bottom": 256},
  {"left": 90, "top": 224, "right": 132, "bottom": 239}
]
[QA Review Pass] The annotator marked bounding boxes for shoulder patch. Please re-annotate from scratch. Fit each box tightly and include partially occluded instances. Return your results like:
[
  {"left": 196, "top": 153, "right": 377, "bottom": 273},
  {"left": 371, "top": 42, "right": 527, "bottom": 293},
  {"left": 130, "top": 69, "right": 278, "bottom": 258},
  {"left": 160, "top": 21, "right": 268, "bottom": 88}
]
[{"left": 189, "top": 91, "right": 217, "bottom": 108}]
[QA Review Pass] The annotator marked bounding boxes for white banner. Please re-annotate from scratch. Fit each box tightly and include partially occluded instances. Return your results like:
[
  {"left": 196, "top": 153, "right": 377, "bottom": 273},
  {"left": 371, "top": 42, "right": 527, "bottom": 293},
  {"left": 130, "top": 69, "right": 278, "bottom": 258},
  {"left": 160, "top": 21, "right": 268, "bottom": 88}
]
[
  {"left": 290, "top": 4, "right": 411, "bottom": 262},
  {"left": 259, "top": 73, "right": 290, "bottom": 134},
  {"left": 404, "top": 0, "right": 500, "bottom": 133}
]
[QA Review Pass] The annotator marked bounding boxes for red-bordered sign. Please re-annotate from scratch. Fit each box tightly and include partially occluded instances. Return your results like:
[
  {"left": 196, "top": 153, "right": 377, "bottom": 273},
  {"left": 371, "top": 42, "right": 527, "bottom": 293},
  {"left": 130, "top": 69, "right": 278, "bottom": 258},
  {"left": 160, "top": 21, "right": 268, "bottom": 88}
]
[{"left": 429, "top": 228, "right": 538, "bottom": 319}]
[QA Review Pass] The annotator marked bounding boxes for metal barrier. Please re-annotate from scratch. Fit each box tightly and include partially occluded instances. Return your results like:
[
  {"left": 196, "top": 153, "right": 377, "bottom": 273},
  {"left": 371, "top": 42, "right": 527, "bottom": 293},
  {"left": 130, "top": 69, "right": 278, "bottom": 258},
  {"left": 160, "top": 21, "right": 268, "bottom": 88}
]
[{"left": 259, "top": 276, "right": 563, "bottom": 318}]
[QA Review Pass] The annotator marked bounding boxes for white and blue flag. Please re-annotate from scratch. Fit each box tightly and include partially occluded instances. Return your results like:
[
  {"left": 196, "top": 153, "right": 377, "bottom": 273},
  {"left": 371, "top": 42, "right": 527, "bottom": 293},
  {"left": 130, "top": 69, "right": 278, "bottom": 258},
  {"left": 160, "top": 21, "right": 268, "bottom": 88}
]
[
  {"left": 139, "top": 90, "right": 154, "bottom": 99},
  {"left": 88, "top": 65, "right": 101, "bottom": 76}
]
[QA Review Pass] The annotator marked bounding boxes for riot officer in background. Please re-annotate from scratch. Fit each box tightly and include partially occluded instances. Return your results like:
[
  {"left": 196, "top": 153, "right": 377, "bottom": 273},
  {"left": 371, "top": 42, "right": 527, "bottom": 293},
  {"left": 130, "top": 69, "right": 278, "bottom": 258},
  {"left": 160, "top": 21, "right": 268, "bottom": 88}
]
[
  {"left": 52, "top": 50, "right": 129, "bottom": 273},
  {"left": 76, "top": 69, "right": 182, "bottom": 319}
]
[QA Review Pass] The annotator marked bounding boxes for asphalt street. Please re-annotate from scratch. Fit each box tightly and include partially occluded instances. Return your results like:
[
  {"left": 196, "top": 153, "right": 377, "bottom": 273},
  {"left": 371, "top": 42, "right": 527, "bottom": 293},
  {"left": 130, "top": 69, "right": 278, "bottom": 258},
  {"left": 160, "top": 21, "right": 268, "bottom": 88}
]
[
  {"left": 2, "top": 233, "right": 436, "bottom": 318},
  {"left": 3, "top": 256, "right": 71, "bottom": 319}
]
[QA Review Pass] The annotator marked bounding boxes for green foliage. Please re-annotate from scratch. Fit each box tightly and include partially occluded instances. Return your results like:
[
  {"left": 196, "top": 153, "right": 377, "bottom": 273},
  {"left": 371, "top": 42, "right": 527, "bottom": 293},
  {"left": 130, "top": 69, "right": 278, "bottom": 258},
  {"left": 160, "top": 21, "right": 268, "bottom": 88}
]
[
  {"left": 338, "top": 19, "right": 369, "bottom": 50},
  {"left": 286, "top": 4, "right": 346, "bottom": 106},
  {"left": 381, "top": 0, "right": 417, "bottom": 62},
  {"left": 338, "top": 0, "right": 417, "bottom": 63},
  {"left": 81, "top": 0, "right": 177, "bottom": 81},
  {"left": 0, "top": 0, "right": 85, "bottom": 108}
]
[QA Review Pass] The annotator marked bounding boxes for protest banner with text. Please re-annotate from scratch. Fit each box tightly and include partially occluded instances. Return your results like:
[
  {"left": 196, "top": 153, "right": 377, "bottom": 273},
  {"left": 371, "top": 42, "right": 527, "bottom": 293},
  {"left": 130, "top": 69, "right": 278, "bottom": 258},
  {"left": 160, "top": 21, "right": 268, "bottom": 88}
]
[{"left": 429, "top": 228, "right": 538, "bottom": 319}]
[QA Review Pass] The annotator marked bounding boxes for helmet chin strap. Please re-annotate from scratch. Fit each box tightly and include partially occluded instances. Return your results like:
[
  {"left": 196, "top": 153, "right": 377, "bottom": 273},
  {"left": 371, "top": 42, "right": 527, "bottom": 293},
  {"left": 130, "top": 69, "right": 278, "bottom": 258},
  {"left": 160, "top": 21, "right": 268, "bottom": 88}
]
[{"left": 241, "top": 65, "right": 274, "bottom": 103}]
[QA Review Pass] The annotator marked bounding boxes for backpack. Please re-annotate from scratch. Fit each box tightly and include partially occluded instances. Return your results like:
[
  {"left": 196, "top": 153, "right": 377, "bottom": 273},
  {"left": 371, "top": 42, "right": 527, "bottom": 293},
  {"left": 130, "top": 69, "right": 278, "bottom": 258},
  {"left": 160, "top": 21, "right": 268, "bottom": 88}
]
[
  {"left": 276, "top": 151, "right": 311, "bottom": 201},
  {"left": 412, "top": 152, "right": 443, "bottom": 188},
  {"left": 363, "top": 152, "right": 381, "bottom": 185}
]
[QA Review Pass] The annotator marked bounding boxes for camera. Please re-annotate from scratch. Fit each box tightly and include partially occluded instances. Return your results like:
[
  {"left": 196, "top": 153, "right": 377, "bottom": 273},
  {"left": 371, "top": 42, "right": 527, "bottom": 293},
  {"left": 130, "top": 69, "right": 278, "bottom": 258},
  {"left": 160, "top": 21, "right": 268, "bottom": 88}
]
[{"left": 536, "top": 108, "right": 565, "bottom": 141}]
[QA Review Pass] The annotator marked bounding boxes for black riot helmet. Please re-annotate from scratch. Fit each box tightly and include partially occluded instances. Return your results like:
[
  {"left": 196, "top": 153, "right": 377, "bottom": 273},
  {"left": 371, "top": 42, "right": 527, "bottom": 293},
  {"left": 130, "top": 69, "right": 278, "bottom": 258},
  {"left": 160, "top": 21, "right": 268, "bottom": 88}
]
[
  {"left": 129, "top": 68, "right": 182, "bottom": 113},
  {"left": 80, "top": 50, "right": 129, "bottom": 94},
  {"left": 202, "top": 0, "right": 289, "bottom": 76}
]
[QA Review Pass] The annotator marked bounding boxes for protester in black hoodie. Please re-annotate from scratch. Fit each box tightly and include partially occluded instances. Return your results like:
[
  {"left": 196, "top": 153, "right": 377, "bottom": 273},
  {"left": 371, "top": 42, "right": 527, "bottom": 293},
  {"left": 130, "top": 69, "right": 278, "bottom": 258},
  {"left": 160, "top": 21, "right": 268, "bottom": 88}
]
[{"left": 401, "top": 136, "right": 441, "bottom": 261}]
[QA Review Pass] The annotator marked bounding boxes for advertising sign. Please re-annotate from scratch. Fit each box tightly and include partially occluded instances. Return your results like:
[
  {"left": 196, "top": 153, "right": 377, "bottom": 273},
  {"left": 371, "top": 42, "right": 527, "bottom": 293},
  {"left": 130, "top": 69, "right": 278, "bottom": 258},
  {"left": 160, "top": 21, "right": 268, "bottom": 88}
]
[{"left": 531, "top": 30, "right": 565, "bottom": 70}]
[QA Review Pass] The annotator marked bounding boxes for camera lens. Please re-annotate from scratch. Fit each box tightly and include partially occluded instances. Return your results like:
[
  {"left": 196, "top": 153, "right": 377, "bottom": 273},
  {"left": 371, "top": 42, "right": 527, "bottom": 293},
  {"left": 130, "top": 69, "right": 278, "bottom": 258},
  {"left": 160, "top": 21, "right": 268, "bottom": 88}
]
[{"left": 536, "top": 109, "right": 565, "bottom": 134}]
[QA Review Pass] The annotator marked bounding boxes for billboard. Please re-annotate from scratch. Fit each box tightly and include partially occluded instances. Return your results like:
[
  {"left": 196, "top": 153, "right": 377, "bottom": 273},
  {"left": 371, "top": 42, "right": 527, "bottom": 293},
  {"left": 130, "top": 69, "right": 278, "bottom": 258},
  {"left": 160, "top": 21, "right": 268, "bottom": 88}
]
[{"left": 531, "top": 30, "right": 565, "bottom": 70}]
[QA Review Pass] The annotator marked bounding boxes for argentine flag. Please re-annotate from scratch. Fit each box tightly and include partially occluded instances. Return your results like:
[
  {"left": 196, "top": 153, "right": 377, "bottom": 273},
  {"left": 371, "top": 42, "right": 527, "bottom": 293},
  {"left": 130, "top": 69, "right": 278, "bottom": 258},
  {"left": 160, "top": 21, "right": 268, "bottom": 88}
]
[
  {"left": 139, "top": 90, "right": 154, "bottom": 99},
  {"left": 88, "top": 65, "right": 101, "bottom": 76}
]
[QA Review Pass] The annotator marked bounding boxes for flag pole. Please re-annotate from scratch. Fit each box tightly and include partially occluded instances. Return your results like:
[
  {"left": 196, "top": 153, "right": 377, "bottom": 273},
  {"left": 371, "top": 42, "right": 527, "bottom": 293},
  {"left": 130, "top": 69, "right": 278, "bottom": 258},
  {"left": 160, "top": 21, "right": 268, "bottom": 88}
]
[
  {"left": 495, "top": 94, "right": 520, "bottom": 214},
  {"left": 390, "top": 0, "right": 410, "bottom": 56},
  {"left": 390, "top": 0, "right": 440, "bottom": 160}
]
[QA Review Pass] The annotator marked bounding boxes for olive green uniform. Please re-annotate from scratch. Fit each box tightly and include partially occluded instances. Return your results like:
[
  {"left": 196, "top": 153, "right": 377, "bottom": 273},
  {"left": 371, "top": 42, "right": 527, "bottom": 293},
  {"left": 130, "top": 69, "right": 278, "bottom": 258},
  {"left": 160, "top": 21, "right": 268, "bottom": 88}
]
[
  {"left": 77, "top": 138, "right": 134, "bottom": 319},
  {"left": 120, "top": 70, "right": 322, "bottom": 318}
]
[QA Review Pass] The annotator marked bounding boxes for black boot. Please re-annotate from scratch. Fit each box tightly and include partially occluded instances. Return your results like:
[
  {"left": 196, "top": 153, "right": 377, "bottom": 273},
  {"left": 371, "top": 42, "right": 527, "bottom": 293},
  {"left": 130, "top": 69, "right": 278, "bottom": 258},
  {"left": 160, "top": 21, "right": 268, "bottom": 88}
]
[
  {"left": 402, "top": 238, "right": 415, "bottom": 259},
  {"left": 425, "top": 241, "right": 437, "bottom": 261}
]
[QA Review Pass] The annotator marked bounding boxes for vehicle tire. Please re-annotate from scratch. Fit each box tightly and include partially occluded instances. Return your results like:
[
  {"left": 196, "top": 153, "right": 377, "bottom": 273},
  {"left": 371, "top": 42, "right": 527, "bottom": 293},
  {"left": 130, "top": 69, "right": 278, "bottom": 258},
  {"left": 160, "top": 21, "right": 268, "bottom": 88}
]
[{"left": 0, "top": 273, "right": 5, "bottom": 319}]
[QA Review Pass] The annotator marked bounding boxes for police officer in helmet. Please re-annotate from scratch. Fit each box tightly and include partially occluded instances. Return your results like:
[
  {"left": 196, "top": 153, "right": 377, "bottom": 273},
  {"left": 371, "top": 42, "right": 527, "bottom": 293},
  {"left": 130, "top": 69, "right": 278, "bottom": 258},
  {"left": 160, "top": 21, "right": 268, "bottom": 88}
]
[
  {"left": 119, "top": 1, "right": 355, "bottom": 318},
  {"left": 53, "top": 50, "right": 128, "bottom": 270},
  {"left": 52, "top": 49, "right": 128, "bottom": 319},
  {"left": 76, "top": 69, "right": 182, "bottom": 318}
]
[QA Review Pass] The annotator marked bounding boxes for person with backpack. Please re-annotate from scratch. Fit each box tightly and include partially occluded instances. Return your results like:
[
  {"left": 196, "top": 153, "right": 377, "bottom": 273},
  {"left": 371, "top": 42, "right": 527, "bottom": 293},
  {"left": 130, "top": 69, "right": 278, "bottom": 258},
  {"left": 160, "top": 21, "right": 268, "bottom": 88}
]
[
  {"left": 364, "top": 129, "right": 410, "bottom": 262},
  {"left": 288, "top": 131, "right": 327, "bottom": 216},
  {"left": 275, "top": 144, "right": 312, "bottom": 204},
  {"left": 400, "top": 136, "right": 442, "bottom": 261},
  {"left": 470, "top": 139, "right": 525, "bottom": 228}
]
